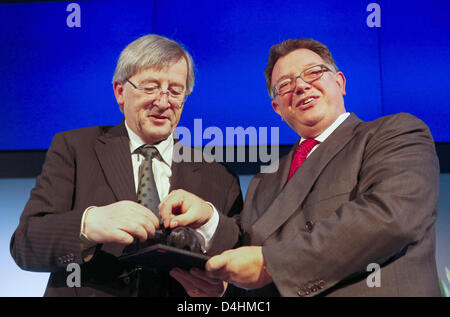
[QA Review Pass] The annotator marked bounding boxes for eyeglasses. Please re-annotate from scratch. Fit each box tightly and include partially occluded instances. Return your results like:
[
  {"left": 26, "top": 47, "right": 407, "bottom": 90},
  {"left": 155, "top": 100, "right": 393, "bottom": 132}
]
[
  {"left": 272, "top": 64, "right": 333, "bottom": 98},
  {"left": 127, "top": 79, "right": 189, "bottom": 108}
]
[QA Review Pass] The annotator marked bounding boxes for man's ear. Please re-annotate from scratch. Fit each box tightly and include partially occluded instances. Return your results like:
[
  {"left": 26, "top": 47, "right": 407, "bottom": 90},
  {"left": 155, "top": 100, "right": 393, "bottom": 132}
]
[
  {"left": 113, "top": 81, "right": 125, "bottom": 107},
  {"left": 272, "top": 99, "right": 282, "bottom": 117},
  {"left": 335, "top": 71, "right": 346, "bottom": 96},
  {"left": 272, "top": 100, "right": 285, "bottom": 121}
]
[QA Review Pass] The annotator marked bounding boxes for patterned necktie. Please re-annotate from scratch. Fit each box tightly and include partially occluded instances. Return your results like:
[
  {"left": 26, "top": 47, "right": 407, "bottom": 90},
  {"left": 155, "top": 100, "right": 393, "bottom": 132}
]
[
  {"left": 137, "top": 145, "right": 161, "bottom": 220},
  {"left": 122, "top": 145, "right": 162, "bottom": 296},
  {"left": 287, "top": 139, "right": 320, "bottom": 182}
]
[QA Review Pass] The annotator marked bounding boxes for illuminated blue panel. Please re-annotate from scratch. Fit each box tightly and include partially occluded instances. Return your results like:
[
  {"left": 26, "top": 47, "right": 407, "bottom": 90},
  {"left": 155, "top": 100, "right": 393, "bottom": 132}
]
[
  {"left": 0, "top": 0, "right": 153, "bottom": 150},
  {"left": 6, "top": 1, "right": 450, "bottom": 147},
  {"left": 153, "top": 0, "right": 381, "bottom": 145},
  {"left": 380, "top": 1, "right": 450, "bottom": 141}
]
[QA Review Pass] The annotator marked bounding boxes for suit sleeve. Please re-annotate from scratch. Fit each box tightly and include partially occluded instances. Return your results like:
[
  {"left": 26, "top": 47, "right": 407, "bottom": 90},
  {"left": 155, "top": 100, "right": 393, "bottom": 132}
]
[
  {"left": 10, "top": 132, "right": 86, "bottom": 272},
  {"left": 207, "top": 171, "right": 243, "bottom": 255},
  {"left": 262, "top": 114, "right": 440, "bottom": 296}
]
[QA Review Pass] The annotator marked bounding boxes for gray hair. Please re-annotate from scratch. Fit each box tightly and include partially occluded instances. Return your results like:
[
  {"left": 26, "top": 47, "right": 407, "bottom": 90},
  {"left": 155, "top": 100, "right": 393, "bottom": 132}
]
[{"left": 113, "top": 34, "right": 195, "bottom": 92}]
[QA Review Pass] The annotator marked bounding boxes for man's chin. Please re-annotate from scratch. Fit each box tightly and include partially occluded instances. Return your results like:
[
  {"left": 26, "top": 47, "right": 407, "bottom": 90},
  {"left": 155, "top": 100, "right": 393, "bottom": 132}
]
[
  {"left": 300, "top": 113, "right": 323, "bottom": 128},
  {"left": 140, "top": 128, "right": 172, "bottom": 145},
  {"left": 292, "top": 116, "right": 325, "bottom": 137}
]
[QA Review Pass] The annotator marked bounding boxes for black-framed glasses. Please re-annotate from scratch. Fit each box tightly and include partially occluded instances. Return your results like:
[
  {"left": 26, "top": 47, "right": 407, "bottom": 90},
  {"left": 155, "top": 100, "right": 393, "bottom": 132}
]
[
  {"left": 127, "top": 79, "right": 189, "bottom": 108},
  {"left": 272, "top": 64, "right": 333, "bottom": 98}
]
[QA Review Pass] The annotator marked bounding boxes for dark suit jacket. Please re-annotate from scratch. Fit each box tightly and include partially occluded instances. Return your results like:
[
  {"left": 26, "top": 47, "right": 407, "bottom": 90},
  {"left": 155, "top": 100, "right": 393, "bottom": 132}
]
[
  {"left": 10, "top": 121, "right": 242, "bottom": 297},
  {"left": 239, "top": 113, "right": 441, "bottom": 297}
]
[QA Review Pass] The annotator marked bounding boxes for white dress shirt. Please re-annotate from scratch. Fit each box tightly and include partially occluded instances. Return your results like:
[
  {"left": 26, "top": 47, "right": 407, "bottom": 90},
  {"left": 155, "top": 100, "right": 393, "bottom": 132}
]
[{"left": 301, "top": 112, "right": 350, "bottom": 156}]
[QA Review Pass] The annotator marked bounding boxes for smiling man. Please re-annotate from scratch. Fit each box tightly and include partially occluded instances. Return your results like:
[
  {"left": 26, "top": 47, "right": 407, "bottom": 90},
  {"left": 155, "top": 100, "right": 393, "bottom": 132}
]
[
  {"left": 269, "top": 49, "right": 346, "bottom": 139},
  {"left": 10, "top": 34, "right": 242, "bottom": 297},
  {"left": 171, "top": 38, "right": 441, "bottom": 297},
  {"left": 212, "top": 38, "right": 441, "bottom": 296}
]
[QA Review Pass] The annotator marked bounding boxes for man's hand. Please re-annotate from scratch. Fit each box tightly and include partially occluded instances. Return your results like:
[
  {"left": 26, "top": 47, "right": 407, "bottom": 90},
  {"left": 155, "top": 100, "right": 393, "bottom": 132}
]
[
  {"left": 205, "top": 246, "right": 272, "bottom": 290},
  {"left": 83, "top": 200, "right": 160, "bottom": 244},
  {"left": 159, "top": 189, "right": 213, "bottom": 229},
  {"left": 170, "top": 267, "right": 227, "bottom": 297}
]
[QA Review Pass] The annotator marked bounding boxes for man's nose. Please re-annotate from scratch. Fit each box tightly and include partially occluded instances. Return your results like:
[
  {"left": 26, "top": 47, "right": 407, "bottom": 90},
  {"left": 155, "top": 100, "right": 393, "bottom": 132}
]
[
  {"left": 153, "top": 91, "right": 170, "bottom": 109},
  {"left": 293, "top": 77, "right": 311, "bottom": 95}
]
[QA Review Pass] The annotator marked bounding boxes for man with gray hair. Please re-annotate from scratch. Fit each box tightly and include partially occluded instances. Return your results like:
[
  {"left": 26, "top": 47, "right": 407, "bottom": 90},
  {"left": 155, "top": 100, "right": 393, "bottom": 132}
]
[{"left": 10, "top": 34, "right": 242, "bottom": 297}]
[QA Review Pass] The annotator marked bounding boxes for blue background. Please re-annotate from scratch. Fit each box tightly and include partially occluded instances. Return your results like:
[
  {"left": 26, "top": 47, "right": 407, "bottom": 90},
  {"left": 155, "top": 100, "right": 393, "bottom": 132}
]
[{"left": 1, "top": 0, "right": 449, "bottom": 149}]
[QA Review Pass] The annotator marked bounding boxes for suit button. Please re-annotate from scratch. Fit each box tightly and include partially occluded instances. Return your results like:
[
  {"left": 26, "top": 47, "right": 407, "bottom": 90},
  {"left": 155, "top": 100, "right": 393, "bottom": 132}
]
[
  {"left": 297, "top": 289, "right": 306, "bottom": 297},
  {"left": 305, "top": 221, "right": 314, "bottom": 232},
  {"left": 318, "top": 280, "right": 325, "bottom": 289}
]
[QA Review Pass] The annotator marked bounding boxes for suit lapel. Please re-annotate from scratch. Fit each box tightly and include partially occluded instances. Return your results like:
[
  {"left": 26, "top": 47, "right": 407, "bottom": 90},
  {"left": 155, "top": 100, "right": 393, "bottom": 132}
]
[
  {"left": 250, "top": 114, "right": 362, "bottom": 245},
  {"left": 251, "top": 146, "right": 295, "bottom": 221},
  {"left": 275, "top": 141, "right": 297, "bottom": 195},
  {"left": 95, "top": 132, "right": 202, "bottom": 206},
  {"left": 170, "top": 143, "right": 202, "bottom": 192},
  {"left": 95, "top": 121, "right": 136, "bottom": 202}
]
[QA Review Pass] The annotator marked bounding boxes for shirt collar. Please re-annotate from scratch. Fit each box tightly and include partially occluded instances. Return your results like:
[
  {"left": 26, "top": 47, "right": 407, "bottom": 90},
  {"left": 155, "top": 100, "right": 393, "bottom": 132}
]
[
  {"left": 301, "top": 112, "right": 350, "bottom": 143},
  {"left": 124, "top": 120, "right": 174, "bottom": 167}
]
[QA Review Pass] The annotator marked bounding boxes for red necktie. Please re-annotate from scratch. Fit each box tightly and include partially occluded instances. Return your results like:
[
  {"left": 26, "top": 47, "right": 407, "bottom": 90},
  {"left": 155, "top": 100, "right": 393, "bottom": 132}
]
[{"left": 287, "top": 139, "right": 319, "bottom": 181}]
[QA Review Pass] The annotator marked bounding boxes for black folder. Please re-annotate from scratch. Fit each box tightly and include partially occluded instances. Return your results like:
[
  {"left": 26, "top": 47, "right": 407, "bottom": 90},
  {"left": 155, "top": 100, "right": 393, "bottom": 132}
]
[{"left": 118, "top": 243, "right": 210, "bottom": 270}]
